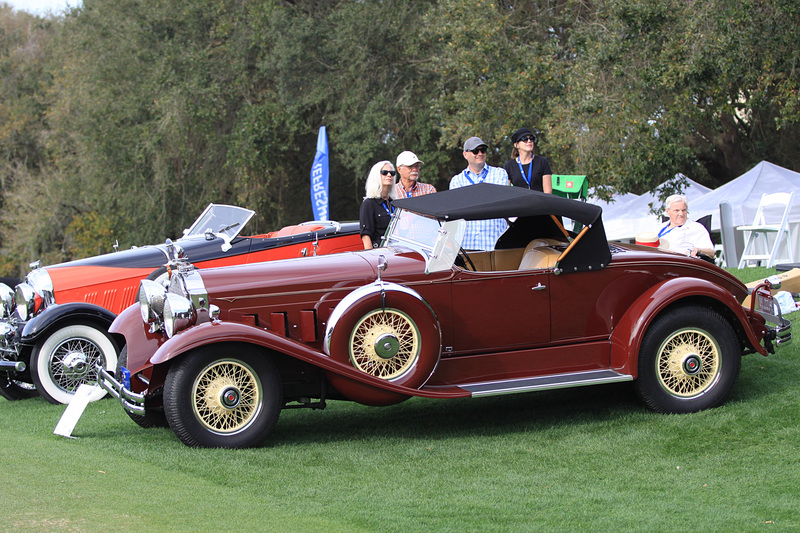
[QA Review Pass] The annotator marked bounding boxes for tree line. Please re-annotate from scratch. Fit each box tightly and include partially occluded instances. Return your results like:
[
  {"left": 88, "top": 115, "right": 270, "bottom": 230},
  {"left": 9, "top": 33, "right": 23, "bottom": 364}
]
[{"left": 1, "top": 0, "right": 799, "bottom": 275}]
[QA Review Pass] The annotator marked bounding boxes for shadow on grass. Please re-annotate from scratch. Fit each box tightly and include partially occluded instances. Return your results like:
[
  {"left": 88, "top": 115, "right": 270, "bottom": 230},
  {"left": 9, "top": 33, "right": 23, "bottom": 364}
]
[{"left": 270, "top": 381, "right": 645, "bottom": 447}]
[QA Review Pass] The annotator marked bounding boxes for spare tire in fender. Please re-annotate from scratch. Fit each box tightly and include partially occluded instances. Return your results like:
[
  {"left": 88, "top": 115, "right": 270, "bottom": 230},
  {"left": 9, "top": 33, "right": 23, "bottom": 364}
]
[{"left": 324, "top": 283, "right": 441, "bottom": 402}]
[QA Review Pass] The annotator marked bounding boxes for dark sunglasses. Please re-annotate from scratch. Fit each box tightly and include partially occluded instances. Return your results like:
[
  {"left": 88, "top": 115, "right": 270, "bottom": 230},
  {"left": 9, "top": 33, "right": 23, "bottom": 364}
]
[
  {"left": 518, "top": 136, "right": 535, "bottom": 143},
  {"left": 470, "top": 147, "right": 487, "bottom": 154},
  {"left": 380, "top": 170, "right": 397, "bottom": 176}
]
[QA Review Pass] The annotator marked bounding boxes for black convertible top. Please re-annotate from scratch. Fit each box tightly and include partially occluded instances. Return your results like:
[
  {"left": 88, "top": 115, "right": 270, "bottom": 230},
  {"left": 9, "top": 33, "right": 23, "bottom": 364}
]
[
  {"left": 392, "top": 183, "right": 611, "bottom": 273},
  {"left": 392, "top": 183, "right": 602, "bottom": 226}
]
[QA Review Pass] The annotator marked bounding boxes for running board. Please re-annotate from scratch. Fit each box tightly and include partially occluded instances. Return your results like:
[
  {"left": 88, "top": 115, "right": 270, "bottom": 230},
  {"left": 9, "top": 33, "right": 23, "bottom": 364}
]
[{"left": 461, "top": 369, "right": 633, "bottom": 397}]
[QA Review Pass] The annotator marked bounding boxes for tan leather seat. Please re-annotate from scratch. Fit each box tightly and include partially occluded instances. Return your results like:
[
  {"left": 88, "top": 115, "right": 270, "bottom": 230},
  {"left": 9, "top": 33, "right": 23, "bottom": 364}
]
[{"left": 518, "top": 241, "right": 560, "bottom": 270}]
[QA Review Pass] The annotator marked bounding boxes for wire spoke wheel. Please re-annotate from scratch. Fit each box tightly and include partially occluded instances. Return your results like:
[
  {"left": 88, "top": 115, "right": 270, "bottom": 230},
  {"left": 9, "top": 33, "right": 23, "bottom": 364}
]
[
  {"left": 636, "top": 305, "right": 740, "bottom": 414},
  {"left": 349, "top": 308, "right": 420, "bottom": 380},
  {"left": 164, "top": 346, "right": 281, "bottom": 448},
  {"left": 32, "top": 324, "right": 118, "bottom": 404},
  {"left": 656, "top": 327, "right": 720, "bottom": 397},
  {"left": 191, "top": 360, "right": 261, "bottom": 434},
  {"left": 48, "top": 337, "right": 105, "bottom": 393}
]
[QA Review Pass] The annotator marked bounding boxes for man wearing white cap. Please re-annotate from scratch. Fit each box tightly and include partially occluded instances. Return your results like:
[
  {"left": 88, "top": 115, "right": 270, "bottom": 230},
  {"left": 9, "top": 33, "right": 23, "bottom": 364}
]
[
  {"left": 449, "top": 136, "right": 510, "bottom": 251},
  {"left": 395, "top": 151, "right": 436, "bottom": 198}
]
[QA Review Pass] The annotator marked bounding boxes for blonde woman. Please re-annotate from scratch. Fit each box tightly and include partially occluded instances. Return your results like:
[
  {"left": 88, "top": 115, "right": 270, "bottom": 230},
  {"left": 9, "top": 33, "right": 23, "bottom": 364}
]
[{"left": 359, "top": 160, "right": 398, "bottom": 249}]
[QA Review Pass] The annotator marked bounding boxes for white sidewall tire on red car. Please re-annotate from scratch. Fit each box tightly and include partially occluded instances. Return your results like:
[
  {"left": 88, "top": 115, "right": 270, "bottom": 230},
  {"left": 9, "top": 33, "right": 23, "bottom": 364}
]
[
  {"left": 325, "top": 284, "right": 441, "bottom": 398},
  {"left": 31, "top": 324, "right": 119, "bottom": 405},
  {"left": 635, "top": 305, "right": 741, "bottom": 414},
  {"left": 163, "top": 346, "right": 282, "bottom": 449}
]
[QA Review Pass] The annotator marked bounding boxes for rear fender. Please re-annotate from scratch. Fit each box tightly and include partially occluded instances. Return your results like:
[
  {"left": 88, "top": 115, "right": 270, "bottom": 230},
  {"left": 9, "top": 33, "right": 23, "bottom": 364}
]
[
  {"left": 151, "top": 321, "right": 467, "bottom": 400},
  {"left": 610, "top": 277, "right": 764, "bottom": 376},
  {"left": 20, "top": 302, "right": 117, "bottom": 345}
]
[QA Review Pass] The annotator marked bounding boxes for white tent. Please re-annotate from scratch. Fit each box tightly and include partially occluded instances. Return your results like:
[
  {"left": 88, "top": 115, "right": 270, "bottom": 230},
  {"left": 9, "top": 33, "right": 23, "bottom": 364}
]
[
  {"left": 591, "top": 177, "right": 711, "bottom": 241},
  {"left": 689, "top": 161, "right": 800, "bottom": 231}
]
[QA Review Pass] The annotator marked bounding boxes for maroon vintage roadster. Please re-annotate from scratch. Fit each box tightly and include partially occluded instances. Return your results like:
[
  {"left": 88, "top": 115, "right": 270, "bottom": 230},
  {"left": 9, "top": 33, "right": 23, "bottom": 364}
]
[{"left": 98, "top": 184, "right": 791, "bottom": 448}]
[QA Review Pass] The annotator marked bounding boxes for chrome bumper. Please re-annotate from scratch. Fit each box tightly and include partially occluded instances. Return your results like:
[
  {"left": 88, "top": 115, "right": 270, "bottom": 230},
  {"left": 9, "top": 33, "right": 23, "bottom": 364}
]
[
  {"left": 764, "top": 315, "right": 792, "bottom": 353},
  {"left": 95, "top": 363, "right": 146, "bottom": 415}
]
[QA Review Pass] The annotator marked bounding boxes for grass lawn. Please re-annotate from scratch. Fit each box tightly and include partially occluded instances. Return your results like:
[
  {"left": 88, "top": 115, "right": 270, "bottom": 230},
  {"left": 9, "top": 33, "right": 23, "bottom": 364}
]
[{"left": 1, "top": 267, "right": 798, "bottom": 532}]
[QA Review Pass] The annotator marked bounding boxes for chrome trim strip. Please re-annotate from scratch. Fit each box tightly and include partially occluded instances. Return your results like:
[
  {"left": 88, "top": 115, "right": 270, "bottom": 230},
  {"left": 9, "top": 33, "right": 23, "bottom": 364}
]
[{"left": 461, "top": 369, "right": 633, "bottom": 397}]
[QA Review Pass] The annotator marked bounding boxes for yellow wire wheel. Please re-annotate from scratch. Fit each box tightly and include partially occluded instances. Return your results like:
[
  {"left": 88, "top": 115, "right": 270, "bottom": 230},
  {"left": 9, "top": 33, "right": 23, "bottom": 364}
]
[
  {"left": 349, "top": 308, "right": 420, "bottom": 380},
  {"left": 191, "top": 359, "right": 262, "bottom": 434},
  {"left": 655, "top": 327, "right": 721, "bottom": 398}
]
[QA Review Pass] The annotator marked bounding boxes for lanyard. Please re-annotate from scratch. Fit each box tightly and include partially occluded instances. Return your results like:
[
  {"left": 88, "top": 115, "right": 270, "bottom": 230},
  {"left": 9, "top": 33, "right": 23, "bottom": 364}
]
[
  {"left": 463, "top": 167, "right": 488, "bottom": 185},
  {"left": 658, "top": 224, "right": 679, "bottom": 238},
  {"left": 381, "top": 200, "right": 393, "bottom": 216},
  {"left": 517, "top": 157, "right": 533, "bottom": 188}
]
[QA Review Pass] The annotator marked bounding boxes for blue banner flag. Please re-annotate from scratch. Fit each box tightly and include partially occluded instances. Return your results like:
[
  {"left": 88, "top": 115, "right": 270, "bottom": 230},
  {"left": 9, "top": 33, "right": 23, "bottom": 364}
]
[{"left": 310, "top": 126, "right": 330, "bottom": 221}]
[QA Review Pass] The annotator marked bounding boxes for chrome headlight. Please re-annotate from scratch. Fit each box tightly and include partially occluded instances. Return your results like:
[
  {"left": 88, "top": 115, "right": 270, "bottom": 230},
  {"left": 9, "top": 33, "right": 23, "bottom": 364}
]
[
  {"left": 28, "top": 268, "right": 54, "bottom": 302},
  {"left": 13, "top": 267, "right": 54, "bottom": 321},
  {"left": 163, "top": 293, "right": 195, "bottom": 338},
  {"left": 0, "top": 284, "right": 14, "bottom": 319},
  {"left": 15, "top": 283, "right": 36, "bottom": 321},
  {"left": 139, "top": 279, "right": 168, "bottom": 324}
]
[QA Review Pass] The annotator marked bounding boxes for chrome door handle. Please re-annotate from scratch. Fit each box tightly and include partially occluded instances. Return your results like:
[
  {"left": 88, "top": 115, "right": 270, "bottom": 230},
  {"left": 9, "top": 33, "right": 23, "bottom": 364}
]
[{"left": 531, "top": 282, "right": 546, "bottom": 291}]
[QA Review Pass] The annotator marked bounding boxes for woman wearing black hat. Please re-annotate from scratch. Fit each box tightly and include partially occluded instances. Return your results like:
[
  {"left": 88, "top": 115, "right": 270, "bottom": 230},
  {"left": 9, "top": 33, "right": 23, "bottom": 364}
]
[{"left": 503, "top": 127, "right": 552, "bottom": 193}]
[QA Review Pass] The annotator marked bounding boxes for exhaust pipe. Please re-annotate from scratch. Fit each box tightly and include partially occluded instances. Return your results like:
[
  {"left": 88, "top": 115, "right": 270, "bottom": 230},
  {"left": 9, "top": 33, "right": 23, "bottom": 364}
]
[{"left": 0, "top": 360, "right": 26, "bottom": 372}]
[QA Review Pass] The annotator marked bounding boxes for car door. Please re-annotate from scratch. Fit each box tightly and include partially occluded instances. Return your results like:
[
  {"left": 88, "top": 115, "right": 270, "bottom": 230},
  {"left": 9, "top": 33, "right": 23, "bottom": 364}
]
[{"left": 448, "top": 268, "right": 550, "bottom": 354}]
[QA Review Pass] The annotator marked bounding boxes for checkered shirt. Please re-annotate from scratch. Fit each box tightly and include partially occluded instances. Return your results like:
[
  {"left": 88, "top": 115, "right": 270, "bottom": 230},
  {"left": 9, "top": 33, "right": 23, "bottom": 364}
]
[
  {"left": 449, "top": 165, "right": 510, "bottom": 251},
  {"left": 395, "top": 181, "right": 437, "bottom": 198}
]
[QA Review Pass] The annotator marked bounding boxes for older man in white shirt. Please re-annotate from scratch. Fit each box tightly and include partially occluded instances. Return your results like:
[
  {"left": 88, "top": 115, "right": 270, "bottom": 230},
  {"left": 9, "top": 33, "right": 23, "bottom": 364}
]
[{"left": 657, "top": 194, "right": 714, "bottom": 257}]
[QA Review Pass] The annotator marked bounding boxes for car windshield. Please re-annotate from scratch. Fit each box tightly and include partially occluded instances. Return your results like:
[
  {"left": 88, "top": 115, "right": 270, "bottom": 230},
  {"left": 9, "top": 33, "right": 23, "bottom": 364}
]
[
  {"left": 182, "top": 204, "right": 255, "bottom": 240},
  {"left": 385, "top": 209, "right": 465, "bottom": 273},
  {"left": 385, "top": 209, "right": 444, "bottom": 251}
]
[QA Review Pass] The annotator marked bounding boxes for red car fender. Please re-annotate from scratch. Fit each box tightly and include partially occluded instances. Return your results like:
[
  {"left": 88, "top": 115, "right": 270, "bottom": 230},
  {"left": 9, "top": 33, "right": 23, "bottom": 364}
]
[
  {"left": 150, "top": 321, "right": 469, "bottom": 400},
  {"left": 609, "top": 277, "right": 765, "bottom": 376}
]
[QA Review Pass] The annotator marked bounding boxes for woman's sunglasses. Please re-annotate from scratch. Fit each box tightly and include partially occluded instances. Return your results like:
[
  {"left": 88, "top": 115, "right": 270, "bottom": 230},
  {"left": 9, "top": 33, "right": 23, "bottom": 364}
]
[
  {"left": 518, "top": 136, "right": 535, "bottom": 143},
  {"left": 380, "top": 170, "right": 397, "bottom": 176}
]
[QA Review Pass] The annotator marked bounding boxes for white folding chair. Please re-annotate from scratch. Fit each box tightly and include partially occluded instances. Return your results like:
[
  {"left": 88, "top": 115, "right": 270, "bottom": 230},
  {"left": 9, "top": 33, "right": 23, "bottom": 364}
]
[{"left": 737, "top": 192, "right": 795, "bottom": 268}]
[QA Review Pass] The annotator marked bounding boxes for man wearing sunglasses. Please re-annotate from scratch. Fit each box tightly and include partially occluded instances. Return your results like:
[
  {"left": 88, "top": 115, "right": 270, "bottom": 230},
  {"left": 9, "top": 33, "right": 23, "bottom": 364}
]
[
  {"left": 395, "top": 150, "right": 437, "bottom": 198},
  {"left": 449, "top": 136, "right": 510, "bottom": 251}
]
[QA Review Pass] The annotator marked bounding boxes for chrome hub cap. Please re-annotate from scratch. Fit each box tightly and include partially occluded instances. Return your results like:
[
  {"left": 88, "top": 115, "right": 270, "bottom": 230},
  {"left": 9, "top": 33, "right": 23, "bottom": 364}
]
[
  {"left": 682, "top": 354, "right": 702, "bottom": 375},
  {"left": 373, "top": 333, "right": 400, "bottom": 359},
  {"left": 62, "top": 352, "right": 90, "bottom": 379},
  {"left": 221, "top": 387, "right": 241, "bottom": 409}
]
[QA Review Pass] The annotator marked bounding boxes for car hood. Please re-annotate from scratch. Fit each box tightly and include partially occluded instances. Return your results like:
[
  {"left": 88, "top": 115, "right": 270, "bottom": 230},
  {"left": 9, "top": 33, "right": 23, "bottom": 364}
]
[
  {"left": 197, "top": 248, "right": 433, "bottom": 308},
  {"left": 199, "top": 250, "right": 377, "bottom": 304}
]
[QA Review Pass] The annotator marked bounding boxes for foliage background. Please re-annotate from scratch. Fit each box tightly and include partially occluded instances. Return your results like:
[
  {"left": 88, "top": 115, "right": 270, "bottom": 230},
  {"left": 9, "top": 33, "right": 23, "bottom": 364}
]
[{"left": 1, "top": 0, "right": 800, "bottom": 275}]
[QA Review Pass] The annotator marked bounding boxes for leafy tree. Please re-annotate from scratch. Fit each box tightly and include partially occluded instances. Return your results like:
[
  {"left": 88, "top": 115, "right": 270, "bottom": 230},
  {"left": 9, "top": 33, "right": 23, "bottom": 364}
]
[
  {"left": 0, "top": 5, "right": 59, "bottom": 273},
  {"left": 548, "top": 0, "right": 800, "bottom": 198}
]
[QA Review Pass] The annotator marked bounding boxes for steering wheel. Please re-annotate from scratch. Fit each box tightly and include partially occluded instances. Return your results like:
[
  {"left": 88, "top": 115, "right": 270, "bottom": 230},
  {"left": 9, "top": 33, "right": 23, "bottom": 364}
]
[{"left": 458, "top": 248, "right": 477, "bottom": 271}]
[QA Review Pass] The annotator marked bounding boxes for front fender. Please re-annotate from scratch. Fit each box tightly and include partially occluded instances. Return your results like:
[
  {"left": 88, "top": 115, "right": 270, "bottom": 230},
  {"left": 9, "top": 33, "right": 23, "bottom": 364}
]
[
  {"left": 20, "top": 302, "right": 117, "bottom": 345},
  {"left": 109, "top": 303, "right": 164, "bottom": 375},
  {"left": 609, "top": 277, "right": 764, "bottom": 376},
  {"left": 152, "top": 321, "right": 466, "bottom": 400}
]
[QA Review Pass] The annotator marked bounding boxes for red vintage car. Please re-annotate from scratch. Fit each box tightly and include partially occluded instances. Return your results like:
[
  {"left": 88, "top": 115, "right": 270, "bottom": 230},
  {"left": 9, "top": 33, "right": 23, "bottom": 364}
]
[
  {"left": 0, "top": 204, "right": 362, "bottom": 404},
  {"left": 99, "top": 184, "right": 791, "bottom": 448}
]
